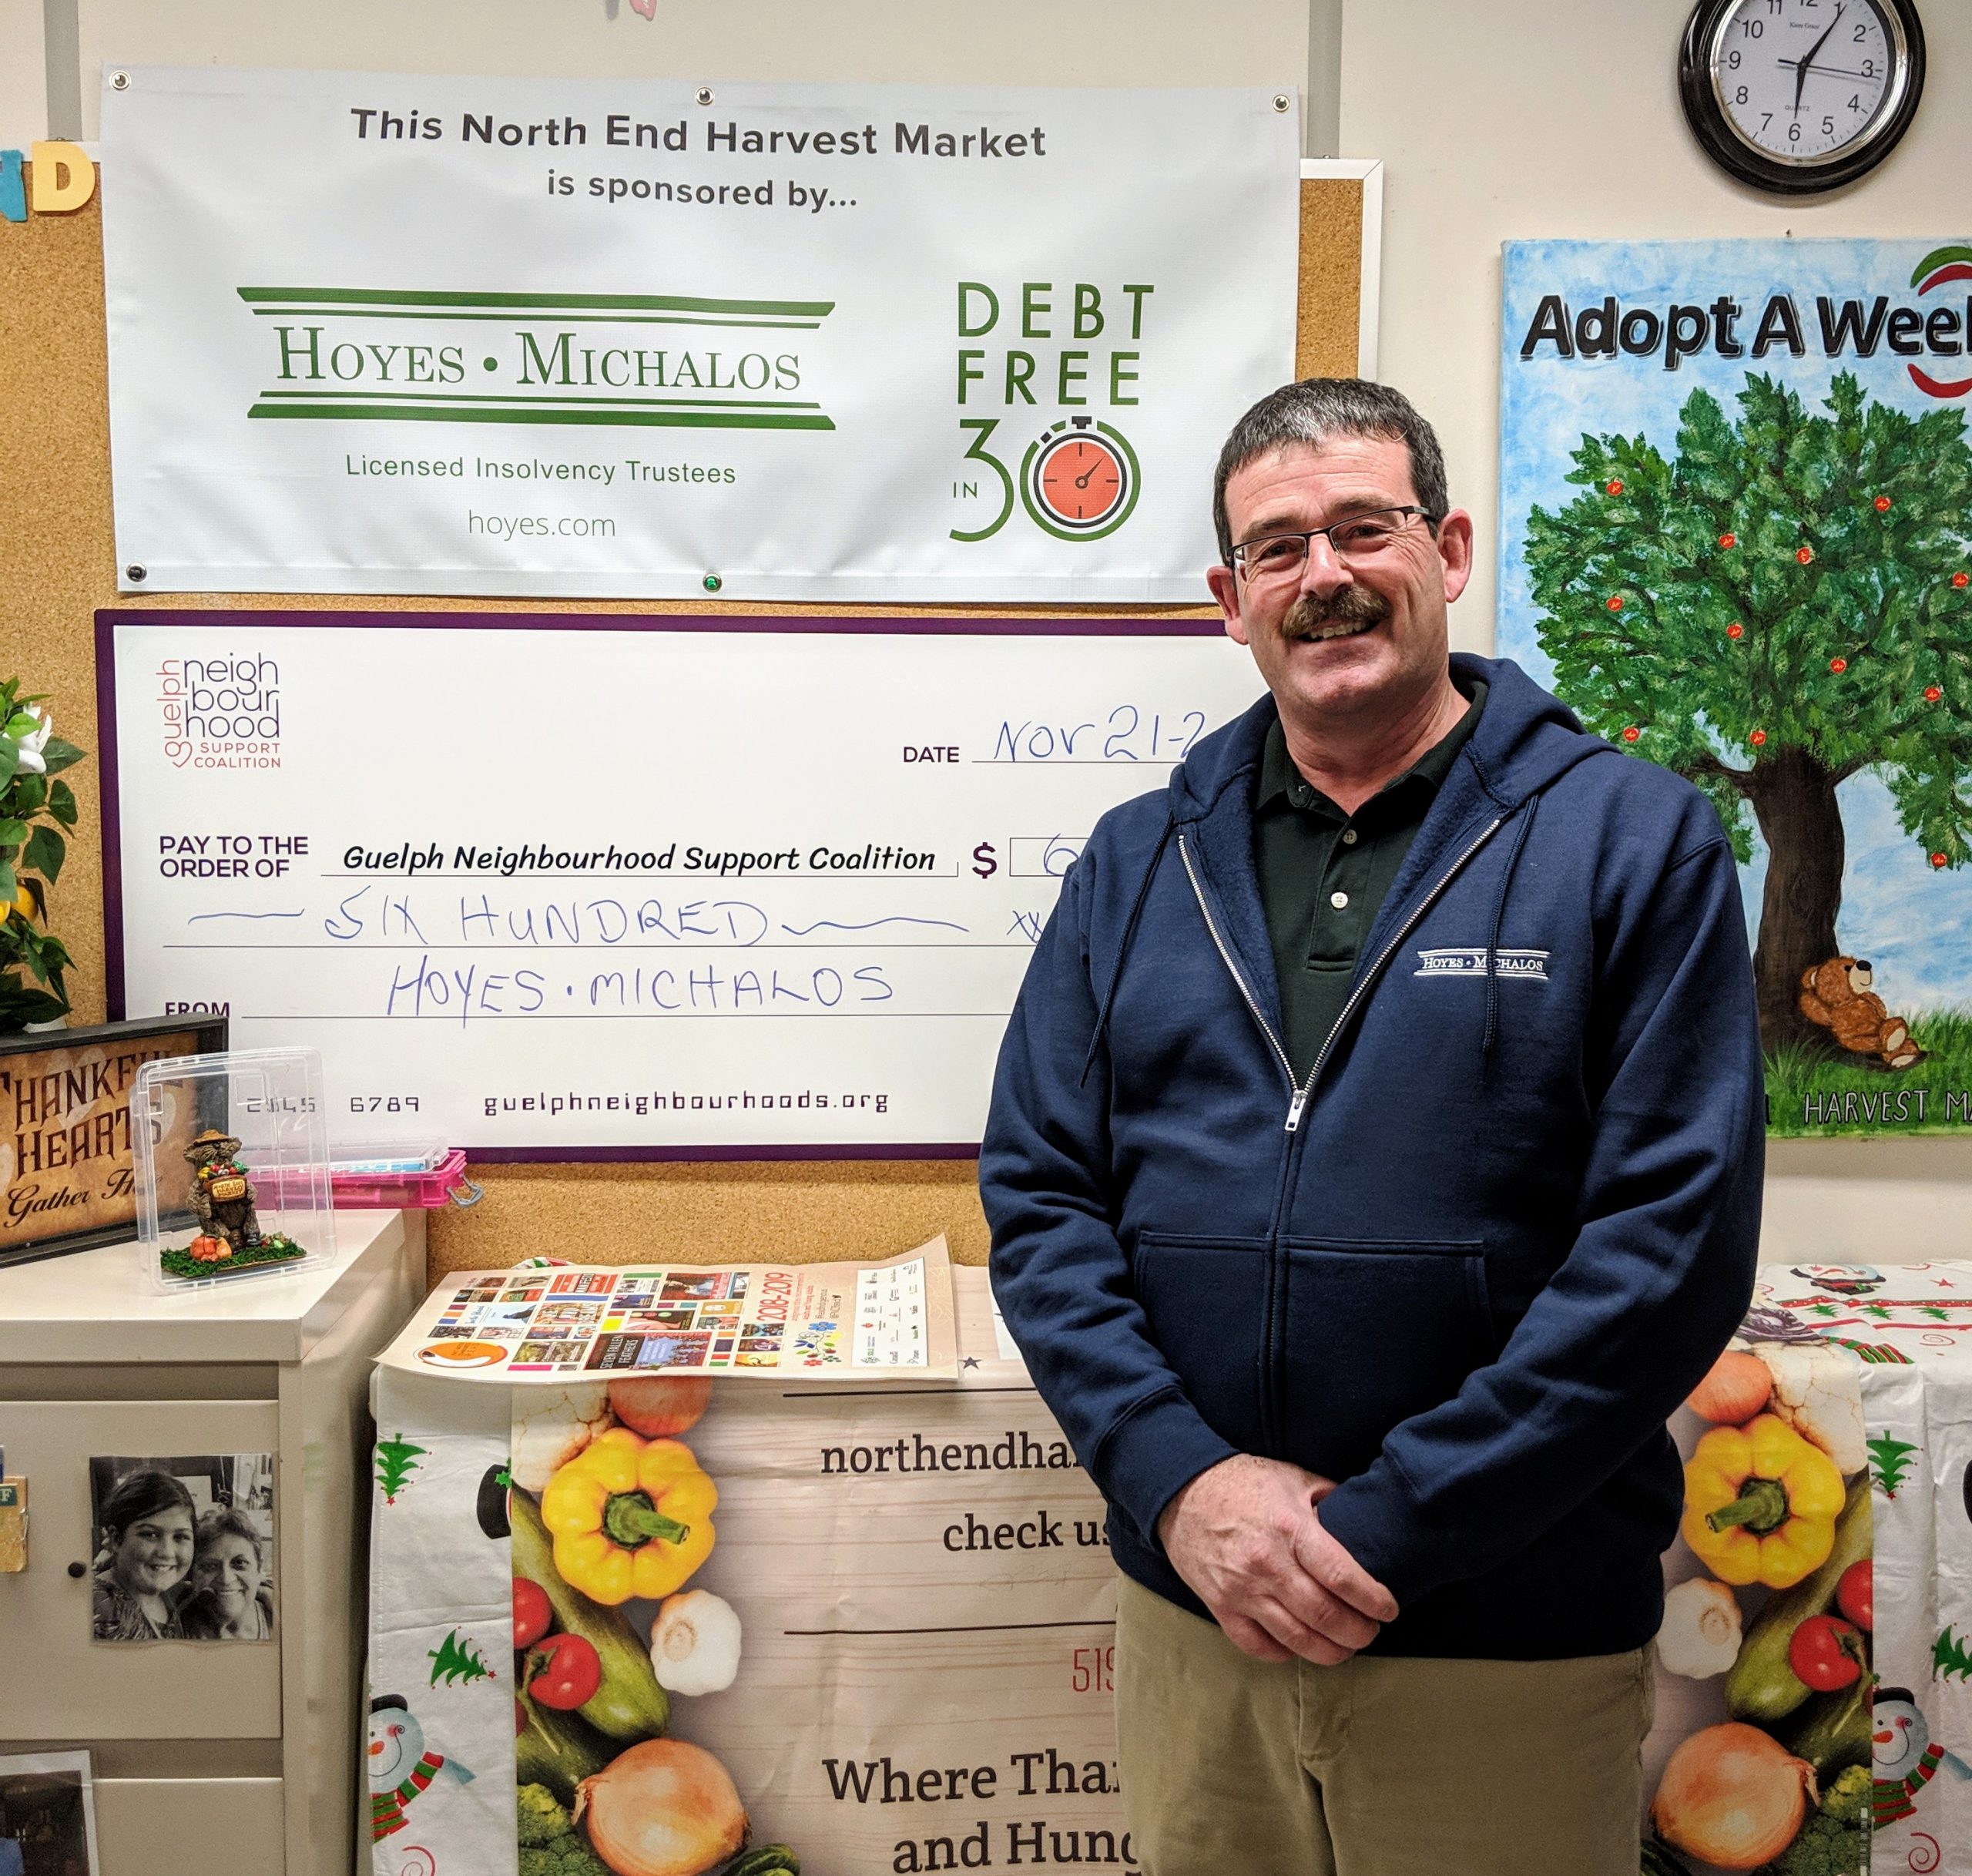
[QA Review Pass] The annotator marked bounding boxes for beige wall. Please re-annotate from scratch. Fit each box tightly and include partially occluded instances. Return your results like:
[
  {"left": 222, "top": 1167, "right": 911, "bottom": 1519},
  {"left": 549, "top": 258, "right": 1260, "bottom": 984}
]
[
  {"left": 1341, "top": 0, "right": 1972, "bottom": 1260},
  {"left": 0, "top": 0, "right": 47, "bottom": 145},
  {"left": 71, "top": 0, "right": 1313, "bottom": 140}
]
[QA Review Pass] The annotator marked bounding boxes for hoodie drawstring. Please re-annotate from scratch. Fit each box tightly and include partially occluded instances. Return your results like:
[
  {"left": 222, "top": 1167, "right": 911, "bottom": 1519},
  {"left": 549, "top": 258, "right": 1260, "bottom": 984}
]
[
  {"left": 1481, "top": 797, "right": 1538, "bottom": 1079},
  {"left": 1080, "top": 817, "right": 1174, "bottom": 1088}
]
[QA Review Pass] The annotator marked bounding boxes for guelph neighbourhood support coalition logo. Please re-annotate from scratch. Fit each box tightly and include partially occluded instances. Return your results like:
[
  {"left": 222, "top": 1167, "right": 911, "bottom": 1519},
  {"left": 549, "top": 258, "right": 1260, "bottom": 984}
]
[{"left": 157, "top": 653, "right": 281, "bottom": 770}]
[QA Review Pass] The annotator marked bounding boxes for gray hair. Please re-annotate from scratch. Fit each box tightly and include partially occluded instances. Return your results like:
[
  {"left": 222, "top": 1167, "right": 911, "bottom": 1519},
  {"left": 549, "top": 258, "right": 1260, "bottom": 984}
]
[{"left": 1212, "top": 378, "right": 1450, "bottom": 564}]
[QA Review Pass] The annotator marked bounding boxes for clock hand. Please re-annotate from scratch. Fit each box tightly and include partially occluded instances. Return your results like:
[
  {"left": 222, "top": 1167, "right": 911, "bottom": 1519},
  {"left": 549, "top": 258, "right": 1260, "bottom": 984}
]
[
  {"left": 1793, "top": 3, "right": 1847, "bottom": 112},
  {"left": 1075, "top": 465, "right": 1098, "bottom": 490}
]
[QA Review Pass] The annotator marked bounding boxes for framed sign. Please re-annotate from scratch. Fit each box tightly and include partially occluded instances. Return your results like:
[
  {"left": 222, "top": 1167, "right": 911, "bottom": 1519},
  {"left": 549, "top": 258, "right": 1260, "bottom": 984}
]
[{"left": 1, "top": 1011, "right": 230, "bottom": 1269}]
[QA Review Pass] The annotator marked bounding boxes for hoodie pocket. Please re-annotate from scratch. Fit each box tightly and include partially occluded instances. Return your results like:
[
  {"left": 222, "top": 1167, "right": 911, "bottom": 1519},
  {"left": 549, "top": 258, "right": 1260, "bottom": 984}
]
[
  {"left": 1132, "top": 1233, "right": 1271, "bottom": 1454},
  {"left": 1277, "top": 1237, "right": 1492, "bottom": 1482}
]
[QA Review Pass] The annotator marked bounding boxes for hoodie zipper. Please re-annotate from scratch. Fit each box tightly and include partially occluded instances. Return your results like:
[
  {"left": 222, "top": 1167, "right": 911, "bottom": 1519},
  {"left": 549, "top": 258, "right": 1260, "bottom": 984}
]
[
  {"left": 1179, "top": 816, "right": 1507, "bottom": 1132},
  {"left": 1178, "top": 834, "right": 1297, "bottom": 1095}
]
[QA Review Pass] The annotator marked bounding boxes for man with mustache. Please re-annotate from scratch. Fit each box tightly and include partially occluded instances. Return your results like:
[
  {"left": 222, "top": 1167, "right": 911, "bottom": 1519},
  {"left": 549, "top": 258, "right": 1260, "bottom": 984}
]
[{"left": 982, "top": 379, "right": 1763, "bottom": 1874}]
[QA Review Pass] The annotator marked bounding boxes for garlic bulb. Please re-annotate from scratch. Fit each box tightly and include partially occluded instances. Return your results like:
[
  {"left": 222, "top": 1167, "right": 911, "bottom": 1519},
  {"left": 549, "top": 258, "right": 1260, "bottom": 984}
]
[{"left": 650, "top": 1589, "right": 743, "bottom": 1696}]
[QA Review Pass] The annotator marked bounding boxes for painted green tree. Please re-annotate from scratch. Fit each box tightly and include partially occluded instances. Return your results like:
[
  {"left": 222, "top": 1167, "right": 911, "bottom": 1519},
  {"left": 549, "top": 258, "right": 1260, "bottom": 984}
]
[
  {"left": 1867, "top": 1431, "right": 1920, "bottom": 1498},
  {"left": 1524, "top": 372, "right": 1972, "bottom": 1055},
  {"left": 374, "top": 1434, "right": 428, "bottom": 1505},
  {"left": 427, "top": 1629, "right": 493, "bottom": 1687},
  {"left": 1936, "top": 1625, "right": 1972, "bottom": 1683}
]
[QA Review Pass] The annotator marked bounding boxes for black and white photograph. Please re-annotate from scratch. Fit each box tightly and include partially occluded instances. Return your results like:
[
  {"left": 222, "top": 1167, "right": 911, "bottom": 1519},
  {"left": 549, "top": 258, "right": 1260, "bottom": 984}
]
[
  {"left": 0, "top": 1750, "right": 99, "bottom": 1876},
  {"left": 87, "top": 1454, "right": 276, "bottom": 1645}
]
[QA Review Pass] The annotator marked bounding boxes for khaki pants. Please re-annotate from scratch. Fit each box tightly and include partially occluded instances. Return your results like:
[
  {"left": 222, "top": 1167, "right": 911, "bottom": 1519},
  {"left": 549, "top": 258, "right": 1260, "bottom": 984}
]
[{"left": 1114, "top": 1572, "right": 1654, "bottom": 1876}]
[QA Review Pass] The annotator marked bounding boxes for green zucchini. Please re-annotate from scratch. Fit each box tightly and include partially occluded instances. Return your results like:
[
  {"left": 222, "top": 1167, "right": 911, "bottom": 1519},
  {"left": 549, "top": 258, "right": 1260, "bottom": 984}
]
[
  {"left": 511, "top": 1485, "right": 670, "bottom": 1743},
  {"left": 515, "top": 1683, "right": 612, "bottom": 1807},
  {"left": 1782, "top": 1674, "right": 1873, "bottom": 1777},
  {"left": 1724, "top": 1475, "right": 1871, "bottom": 1723}
]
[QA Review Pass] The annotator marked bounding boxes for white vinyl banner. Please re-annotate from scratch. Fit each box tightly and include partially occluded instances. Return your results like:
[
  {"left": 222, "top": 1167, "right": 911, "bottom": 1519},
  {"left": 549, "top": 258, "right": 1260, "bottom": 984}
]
[{"left": 99, "top": 67, "right": 1301, "bottom": 601}]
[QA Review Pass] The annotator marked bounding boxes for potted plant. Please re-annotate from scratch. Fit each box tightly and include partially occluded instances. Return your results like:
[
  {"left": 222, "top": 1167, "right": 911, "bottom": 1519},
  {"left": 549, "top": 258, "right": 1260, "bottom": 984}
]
[{"left": 0, "top": 678, "right": 84, "bottom": 1031}]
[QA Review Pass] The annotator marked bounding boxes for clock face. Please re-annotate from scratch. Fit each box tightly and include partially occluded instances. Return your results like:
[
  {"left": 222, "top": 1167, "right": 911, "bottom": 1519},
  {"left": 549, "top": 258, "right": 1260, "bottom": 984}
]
[
  {"left": 1035, "top": 435, "right": 1126, "bottom": 528},
  {"left": 1705, "top": 0, "right": 1912, "bottom": 169}
]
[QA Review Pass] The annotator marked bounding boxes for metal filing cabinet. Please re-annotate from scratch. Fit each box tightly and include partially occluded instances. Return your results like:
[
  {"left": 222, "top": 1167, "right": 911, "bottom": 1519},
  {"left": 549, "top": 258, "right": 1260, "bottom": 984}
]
[{"left": 0, "top": 1210, "right": 424, "bottom": 1876}]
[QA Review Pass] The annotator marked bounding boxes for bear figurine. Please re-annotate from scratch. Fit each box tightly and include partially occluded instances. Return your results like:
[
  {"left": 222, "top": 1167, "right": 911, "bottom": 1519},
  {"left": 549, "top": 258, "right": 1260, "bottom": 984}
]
[
  {"left": 185, "top": 1127, "right": 264, "bottom": 1250},
  {"left": 1798, "top": 956, "right": 1924, "bottom": 1069}
]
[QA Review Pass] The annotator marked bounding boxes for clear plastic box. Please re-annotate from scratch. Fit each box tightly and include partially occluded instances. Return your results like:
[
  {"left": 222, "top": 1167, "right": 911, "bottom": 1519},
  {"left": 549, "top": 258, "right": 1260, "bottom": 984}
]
[
  {"left": 132, "top": 1046, "right": 337, "bottom": 1292},
  {"left": 257, "top": 1140, "right": 482, "bottom": 1210}
]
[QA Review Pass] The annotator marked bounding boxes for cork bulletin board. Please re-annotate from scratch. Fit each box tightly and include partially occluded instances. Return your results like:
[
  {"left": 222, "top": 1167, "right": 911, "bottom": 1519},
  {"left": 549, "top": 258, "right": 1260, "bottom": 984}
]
[{"left": 0, "top": 163, "right": 1373, "bottom": 1278}]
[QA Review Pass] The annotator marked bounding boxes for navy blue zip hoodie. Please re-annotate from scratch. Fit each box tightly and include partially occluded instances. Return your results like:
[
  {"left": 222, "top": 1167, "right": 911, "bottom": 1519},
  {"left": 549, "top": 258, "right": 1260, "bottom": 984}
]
[{"left": 981, "top": 653, "right": 1763, "bottom": 1660}]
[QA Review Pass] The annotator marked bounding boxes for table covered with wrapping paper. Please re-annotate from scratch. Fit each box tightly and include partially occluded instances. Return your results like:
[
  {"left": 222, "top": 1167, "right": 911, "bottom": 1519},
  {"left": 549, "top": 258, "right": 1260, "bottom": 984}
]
[
  {"left": 1645, "top": 1263, "right": 1972, "bottom": 1876},
  {"left": 364, "top": 1265, "right": 1131, "bottom": 1876}
]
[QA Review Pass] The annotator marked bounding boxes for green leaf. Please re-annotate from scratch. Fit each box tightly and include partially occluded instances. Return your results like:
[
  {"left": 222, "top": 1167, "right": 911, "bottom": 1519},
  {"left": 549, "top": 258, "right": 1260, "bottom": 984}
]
[
  {"left": 11, "top": 774, "right": 45, "bottom": 816},
  {"left": 0, "top": 820, "right": 25, "bottom": 845},
  {"left": 2, "top": 713, "right": 38, "bottom": 740},
  {"left": 0, "top": 861, "right": 14, "bottom": 904},
  {"left": 22, "top": 825, "right": 62, "bottom": 885},
  {"left": 0, "top": 742, "right": 17, "bottom": 791},
  {"left": 38, "top": 737, "right": 83, "bottom": 775},
  {"left": 47, "top": 779, "right": 76, "bottom": 826},
  {"left": 0, "top": 985, "right": 69, "bottom": 1029}
]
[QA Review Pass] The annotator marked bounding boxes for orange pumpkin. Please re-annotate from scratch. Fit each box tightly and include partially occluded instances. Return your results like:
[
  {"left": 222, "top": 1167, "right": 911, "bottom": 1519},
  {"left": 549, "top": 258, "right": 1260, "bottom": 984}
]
[{"left": 188, "top": 1234, "right": 233, "bottom": 1263}]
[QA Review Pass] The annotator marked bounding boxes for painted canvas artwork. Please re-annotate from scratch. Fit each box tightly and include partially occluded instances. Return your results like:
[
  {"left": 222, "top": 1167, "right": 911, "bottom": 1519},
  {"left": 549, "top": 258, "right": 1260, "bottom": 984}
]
[{"left": 1499, "top": 239, "right": 1972, "bottom": 1136}]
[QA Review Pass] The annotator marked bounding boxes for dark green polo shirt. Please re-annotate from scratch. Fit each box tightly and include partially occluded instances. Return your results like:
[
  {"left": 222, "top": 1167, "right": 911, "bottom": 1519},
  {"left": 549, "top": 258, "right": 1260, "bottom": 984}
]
[{"left": 1254, "top": 679, "right": 1487, "bottom": 1079}]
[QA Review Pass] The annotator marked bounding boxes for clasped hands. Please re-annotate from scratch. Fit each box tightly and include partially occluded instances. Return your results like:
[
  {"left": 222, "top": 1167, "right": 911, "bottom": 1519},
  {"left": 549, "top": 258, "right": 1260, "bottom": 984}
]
[{"left": 1156, "top": 1453, "right": 1398, "bottom": 1665}]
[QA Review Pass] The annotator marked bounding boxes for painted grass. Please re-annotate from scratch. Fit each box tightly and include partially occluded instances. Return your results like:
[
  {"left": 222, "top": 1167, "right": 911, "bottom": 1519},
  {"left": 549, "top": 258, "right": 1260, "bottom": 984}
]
[{"left": 1766, "top": 1008, "right": 1972, "bottom": 1137}]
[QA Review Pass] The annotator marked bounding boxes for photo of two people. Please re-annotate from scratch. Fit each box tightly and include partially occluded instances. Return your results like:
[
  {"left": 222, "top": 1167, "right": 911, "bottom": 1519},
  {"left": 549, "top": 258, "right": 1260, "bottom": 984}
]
[{"left": 86, "top": 1454, "right": 276, "bottom": 1645}]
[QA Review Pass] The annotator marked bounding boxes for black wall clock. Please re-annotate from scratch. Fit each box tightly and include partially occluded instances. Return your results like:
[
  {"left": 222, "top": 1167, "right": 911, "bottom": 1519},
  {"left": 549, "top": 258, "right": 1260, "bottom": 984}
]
[{"left": 1680, "top": 0, "right": 1926, "bottom": 194}]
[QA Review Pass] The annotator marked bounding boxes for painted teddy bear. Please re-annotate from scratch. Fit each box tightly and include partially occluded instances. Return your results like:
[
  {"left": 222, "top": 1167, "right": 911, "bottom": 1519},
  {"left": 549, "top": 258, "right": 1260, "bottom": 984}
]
[{"left": 1798, "top": 957, "right": 1923, "bottom": 1069}]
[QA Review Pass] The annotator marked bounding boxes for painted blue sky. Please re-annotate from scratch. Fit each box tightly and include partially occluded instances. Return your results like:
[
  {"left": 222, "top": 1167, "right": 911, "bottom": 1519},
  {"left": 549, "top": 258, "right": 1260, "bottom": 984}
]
[{"left": 1497, "top": 237, "right": 1972, "bottom": 1012}]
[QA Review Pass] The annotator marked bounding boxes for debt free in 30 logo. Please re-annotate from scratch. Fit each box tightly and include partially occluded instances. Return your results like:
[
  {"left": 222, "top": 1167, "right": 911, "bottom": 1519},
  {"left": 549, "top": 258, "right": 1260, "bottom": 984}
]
[{"left": 952, "top": 277, "right": 1152, "bottom": 543}]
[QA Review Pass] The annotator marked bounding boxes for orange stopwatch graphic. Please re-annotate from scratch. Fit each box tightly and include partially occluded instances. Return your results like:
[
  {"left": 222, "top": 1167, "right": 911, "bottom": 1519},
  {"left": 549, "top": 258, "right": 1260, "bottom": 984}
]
[
  {"left": 1020, "top": 418, "right": 1142, "bottom": 540},
  {"left": 1040, "top": 435, "right": 1125, "bottom": 524}
]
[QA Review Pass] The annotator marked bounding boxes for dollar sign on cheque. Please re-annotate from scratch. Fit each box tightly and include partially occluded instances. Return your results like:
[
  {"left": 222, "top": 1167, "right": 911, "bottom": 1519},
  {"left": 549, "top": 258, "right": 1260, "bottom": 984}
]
[{"left": 971, "top": 841, "right": 998, "bottom": 880}]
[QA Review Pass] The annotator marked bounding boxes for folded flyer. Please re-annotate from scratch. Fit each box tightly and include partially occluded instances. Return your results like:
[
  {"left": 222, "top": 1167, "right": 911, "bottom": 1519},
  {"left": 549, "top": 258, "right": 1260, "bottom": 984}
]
[{"left": 377, "top": 1237, "right": 957, "bottom": 1383}]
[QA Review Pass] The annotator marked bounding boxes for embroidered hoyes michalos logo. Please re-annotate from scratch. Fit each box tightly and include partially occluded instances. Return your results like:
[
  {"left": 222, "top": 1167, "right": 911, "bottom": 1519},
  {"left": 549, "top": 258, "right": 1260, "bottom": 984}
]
[{"left": 1414, "top": 948, "right": 1551, "bottom": 982}]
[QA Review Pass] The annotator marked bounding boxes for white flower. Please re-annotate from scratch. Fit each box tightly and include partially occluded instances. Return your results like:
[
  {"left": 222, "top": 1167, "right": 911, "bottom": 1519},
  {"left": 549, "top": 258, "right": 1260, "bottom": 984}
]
[
  {"left": 1657, "top": 1577, "right": 1743, "bottom": 1678},
  {"left": 11, "top": 706, "right": 51, "bottom": 775}
]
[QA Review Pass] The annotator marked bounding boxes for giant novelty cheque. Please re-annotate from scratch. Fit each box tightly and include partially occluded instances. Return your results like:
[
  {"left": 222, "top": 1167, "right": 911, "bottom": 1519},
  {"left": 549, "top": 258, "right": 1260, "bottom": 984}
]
[{"left": 99, "top": 68, "right": 1299, "bottom": 602}]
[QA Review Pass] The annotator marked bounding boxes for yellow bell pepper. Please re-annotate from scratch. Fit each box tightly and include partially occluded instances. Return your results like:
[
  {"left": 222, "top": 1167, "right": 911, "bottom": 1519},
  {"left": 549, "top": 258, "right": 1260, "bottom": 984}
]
[
  {"left": 1681, "top": 1412, "right": 1843, "bottom": 1589},
  {"left": 540, "top": 1426, "right": 717, "bottom": 1606}
]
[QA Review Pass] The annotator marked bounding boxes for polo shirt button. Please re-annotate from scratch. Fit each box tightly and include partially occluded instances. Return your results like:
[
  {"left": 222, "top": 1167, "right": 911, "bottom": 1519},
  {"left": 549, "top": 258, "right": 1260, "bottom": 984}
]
[
  {"left": 1330, "top": 890, "right": 1350, "bottom": 909},
  {"left": 1341, "top": 828, "right": 1359, "bottom": 845}
]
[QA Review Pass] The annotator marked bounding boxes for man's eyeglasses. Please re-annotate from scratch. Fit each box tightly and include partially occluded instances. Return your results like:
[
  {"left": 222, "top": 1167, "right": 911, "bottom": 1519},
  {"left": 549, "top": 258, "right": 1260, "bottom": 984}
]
[{"left": 1230, "top": 505, "right": 1438, "bottom": 582}]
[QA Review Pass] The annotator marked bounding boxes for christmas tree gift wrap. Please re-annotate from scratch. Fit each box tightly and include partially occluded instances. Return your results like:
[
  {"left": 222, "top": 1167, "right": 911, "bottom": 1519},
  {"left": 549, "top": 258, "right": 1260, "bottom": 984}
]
[
  {"left": 1644, "top": 1264, "right": 1972, "bottom": 1874},
  {"left": 367, "top": 1369, "right": 517, "bottom": 1876}
]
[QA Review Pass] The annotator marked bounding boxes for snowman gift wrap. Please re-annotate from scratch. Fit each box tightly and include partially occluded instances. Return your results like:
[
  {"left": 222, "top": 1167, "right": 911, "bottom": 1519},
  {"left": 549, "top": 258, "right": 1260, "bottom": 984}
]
[
  {"left": 368, "top": 1693, "right": 475, "bottom": 1844},
  {"left": 1871, "top": 1686, "right": 1972, "bottom": 1829}
]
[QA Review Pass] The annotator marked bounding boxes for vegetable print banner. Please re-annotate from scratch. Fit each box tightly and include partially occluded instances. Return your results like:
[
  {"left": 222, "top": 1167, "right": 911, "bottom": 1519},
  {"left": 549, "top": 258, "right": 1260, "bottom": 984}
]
[
  {"left": 1647, "top": 1264, "right": 1972, "bottom": 1874},
  {"left": 1497, "top": 240, "right": 1972, "bottom": 1139},
  {"left": 100, "top": 67, "right": 1299, "bottom": 602},
  {"left": 368, "top": 1266, "right": 1129, "bottom": 1876}
]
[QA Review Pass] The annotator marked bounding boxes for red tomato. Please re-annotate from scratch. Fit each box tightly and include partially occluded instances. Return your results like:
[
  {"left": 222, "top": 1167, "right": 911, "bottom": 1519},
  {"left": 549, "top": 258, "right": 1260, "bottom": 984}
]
[
  {"left": 1789, "top": 1614, "right": 1863, "bottom": 1692},
  {"left": 1837, "top": 1559, "right": 1873, "bottom": 1633},
  {"left": 513, "top": 1576, "right": 552, "bottom": 1649},
  {"left": 528, "top": 1631, "right": 602, "bottom": 1710}
]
